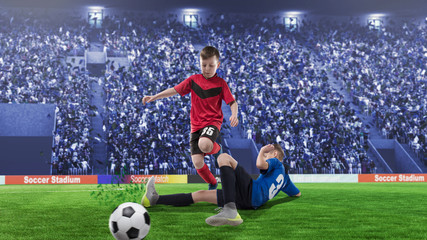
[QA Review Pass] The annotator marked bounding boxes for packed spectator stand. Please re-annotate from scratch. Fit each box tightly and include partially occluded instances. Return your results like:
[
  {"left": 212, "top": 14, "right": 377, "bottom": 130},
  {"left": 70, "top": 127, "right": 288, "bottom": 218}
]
[
  {"left": 0, "top": 10, "right": 93, "bottom": 175},
  {"left": 101, "top": 14, "right": 374, "bottom": 175},
  {"left": 102, "top": 14, "right": 201, "bottom": 175},
  {"left": 1, "top": 9, "right": 425, "bottom": 175},
  {"left": 307, "top": 19, "right": 426, "bottom": 168}
]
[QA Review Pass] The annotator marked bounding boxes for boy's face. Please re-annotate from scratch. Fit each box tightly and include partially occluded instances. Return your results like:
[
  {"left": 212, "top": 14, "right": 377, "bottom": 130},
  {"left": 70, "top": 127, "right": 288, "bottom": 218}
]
[{"left": 200, "top": 56, "right": 220, "bottom": 79}]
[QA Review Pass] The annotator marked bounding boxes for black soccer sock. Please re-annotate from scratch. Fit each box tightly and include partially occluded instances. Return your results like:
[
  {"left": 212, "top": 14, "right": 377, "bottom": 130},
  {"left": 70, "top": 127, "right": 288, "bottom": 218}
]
[
  {"left": 156, "top": 193, "right": 194, "bottom": 207},
  {"left": 220, "top": 166, "right": 236, "bottom": 204}
]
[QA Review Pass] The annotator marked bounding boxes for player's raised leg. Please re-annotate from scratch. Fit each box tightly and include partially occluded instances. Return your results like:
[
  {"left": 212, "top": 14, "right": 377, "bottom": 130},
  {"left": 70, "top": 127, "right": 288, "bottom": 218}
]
[
  {"left": 199, "top": 137, "right": 222, "bottom": 158},
  {"left": 199, "top": 137, "right": 223, "bottom": 167},
  {"left": 205, "top": 153, "right": 243, "bottom": 226},
  {"left": 193, "top": 125, "right": 223, "bottom": 190},
  {"left": 192, "top": 154, "right": 218, "bottom": 190}
]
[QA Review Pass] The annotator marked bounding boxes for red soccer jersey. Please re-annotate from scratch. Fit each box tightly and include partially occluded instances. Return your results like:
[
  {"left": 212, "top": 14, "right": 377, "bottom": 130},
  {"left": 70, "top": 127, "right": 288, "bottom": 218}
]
[{"left": 174, "top": 74, "right": 235, "bottom": 133}]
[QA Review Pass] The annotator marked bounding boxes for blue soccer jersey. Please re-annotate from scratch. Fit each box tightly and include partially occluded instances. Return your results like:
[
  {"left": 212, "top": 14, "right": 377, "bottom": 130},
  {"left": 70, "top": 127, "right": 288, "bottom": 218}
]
[{"left": 251, "top": 158, "right": 300, "bottom": 208}]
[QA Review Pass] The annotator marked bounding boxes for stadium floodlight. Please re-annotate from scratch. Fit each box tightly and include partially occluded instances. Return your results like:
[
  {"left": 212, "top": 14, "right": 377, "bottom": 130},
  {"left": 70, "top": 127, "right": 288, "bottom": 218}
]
[
  {"left": 88, "top": 6, "right": 104, "bottom": 11},
  {"left": 283, "top": 11, "right": 304, "bottom": 16},
  {"left": 182, "top": 8, "right": 201, "bottom": 14},
  {"left": 369, "top": 13, "right": 387, "bottom": 18}
]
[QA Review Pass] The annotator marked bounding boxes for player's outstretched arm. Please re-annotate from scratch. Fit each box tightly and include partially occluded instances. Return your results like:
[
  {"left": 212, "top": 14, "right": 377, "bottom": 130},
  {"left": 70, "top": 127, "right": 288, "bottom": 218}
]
[
  {"left": 142, "top": 87, "right": 178, "bottom": 105},
  {"left": 229, "top": 101, "right": 239, "bottom": 127}
]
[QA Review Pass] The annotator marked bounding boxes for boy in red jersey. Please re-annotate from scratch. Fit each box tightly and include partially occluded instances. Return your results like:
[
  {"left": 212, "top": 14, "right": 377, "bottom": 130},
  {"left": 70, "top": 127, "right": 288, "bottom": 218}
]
[{"left": 143, "top": 46, "right": 238, "bottom": 189}]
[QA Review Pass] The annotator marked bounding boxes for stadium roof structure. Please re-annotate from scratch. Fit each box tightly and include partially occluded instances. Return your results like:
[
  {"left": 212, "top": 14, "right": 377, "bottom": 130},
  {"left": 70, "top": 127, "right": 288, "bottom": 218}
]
[{"left": 0, "top": 0, "right": 426, "bottom": 17}]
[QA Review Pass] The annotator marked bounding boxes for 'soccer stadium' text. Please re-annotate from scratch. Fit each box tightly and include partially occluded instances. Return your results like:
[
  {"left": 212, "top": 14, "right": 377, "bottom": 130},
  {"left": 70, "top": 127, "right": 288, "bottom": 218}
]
[
  {"left": 24, "top": 176, "right": 82, "bottom": 184},
  {"left": 374, "top": 174, "right": 425, "bottom": 182}
]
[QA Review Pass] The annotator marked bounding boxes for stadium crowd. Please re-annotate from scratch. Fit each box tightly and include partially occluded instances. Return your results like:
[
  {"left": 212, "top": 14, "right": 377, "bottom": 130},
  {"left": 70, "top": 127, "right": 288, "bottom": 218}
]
[
  {"left": 0, "top": 9, "right": 94, "bottom": 175},
  {"left": 1, "top": 9, "right": 424, "bottom": 175},
  {"left": 99, "top": 13, "right": 375, "bottom": 175},
  {"left": 204, "top": 14, "right": 372, "bottom": 174},
  {"left": 102, "top": 14, "right": 426, "bottom": 174},
  {"left": 101, "top": 14, "right": 214, "bottom": 175},
  {"left": 308, "top": 19, "right": 426, "bottom": 164}
]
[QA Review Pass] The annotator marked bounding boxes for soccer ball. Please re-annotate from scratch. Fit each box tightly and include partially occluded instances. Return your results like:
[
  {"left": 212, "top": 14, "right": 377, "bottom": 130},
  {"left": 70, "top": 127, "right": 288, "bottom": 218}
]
[{"left": 109, "top": 202, "right": 151, "bottom": 240}]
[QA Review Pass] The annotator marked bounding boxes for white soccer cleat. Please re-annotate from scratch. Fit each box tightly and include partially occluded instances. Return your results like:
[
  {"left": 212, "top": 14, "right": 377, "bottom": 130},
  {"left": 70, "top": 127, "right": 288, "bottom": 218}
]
[
  {"left": 141, "top": 176, "right": 159, "bottom": 208},
  {"left": 205, "top": 203, "right": 243, "bottom": 226}
]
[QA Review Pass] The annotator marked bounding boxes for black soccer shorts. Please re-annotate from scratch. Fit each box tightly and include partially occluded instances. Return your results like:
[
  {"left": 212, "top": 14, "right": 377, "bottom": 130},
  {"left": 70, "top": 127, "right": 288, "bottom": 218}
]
[{"left": 189, "top": 125, "right": 220, "bottom": 155}]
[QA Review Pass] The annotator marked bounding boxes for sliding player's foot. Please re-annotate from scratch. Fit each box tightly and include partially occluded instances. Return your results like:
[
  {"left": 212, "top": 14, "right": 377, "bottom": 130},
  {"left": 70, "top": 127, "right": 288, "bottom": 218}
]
[
  {"left": 141, "top": 176, "right": 159, "bottom": 207},
  {"left": 205, "top": 203, "right": 243, "bottom": 226}
]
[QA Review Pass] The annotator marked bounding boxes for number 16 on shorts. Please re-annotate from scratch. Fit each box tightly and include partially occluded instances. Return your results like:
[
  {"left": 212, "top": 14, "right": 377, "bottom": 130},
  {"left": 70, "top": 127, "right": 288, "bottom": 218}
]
[{"left": 202, "top": 127, "right": 215, "bottom": 136}]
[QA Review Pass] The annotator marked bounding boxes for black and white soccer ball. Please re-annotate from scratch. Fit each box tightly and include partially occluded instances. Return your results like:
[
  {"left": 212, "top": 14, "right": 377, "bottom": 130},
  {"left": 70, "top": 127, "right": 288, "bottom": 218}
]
[{"left": 109, "top": 202, "right": 151, "bottom": 240}]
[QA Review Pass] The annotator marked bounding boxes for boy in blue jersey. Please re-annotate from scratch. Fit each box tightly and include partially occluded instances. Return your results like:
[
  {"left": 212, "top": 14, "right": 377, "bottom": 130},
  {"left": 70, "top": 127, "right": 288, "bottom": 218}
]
[{"left": 142, "top": 144, "right": 301, "bottom": 226}]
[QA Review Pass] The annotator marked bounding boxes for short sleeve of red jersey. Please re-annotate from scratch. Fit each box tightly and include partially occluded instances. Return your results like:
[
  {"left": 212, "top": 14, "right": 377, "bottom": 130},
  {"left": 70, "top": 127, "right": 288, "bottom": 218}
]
[
  {"left": 221, "top": 80, "right": 235, "bottom": 104},
  {"left": 174, "top": 77, "right": 192, "bottom": 96}
]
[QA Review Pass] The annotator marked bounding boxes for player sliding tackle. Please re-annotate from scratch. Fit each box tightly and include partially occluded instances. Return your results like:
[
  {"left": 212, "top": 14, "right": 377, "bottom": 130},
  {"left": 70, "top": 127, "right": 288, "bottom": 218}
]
[{"left": 142, "top": 144, "right": 301, "bottom": 226}]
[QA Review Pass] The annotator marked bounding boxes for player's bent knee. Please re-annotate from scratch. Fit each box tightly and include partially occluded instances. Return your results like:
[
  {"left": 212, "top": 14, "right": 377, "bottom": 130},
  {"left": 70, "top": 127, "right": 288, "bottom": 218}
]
[
  {"left": 198, "top": 140, "right": 213, "bottom": 153},
  {"left": 217, "top": 153, "right": 231, "bottom": 166},
  {"left": 217, "top": 153, "right": 228, "bottom": 161}
]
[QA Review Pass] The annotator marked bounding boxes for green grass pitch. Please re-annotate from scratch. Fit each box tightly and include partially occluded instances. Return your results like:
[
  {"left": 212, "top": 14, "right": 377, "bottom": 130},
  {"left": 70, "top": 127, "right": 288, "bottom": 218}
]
[{"left": 0, "top": 183, "right": 426, "bottom": 240}]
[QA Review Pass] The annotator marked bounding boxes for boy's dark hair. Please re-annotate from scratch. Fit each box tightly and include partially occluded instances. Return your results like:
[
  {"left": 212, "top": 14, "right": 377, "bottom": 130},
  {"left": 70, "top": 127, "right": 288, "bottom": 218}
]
[
  {"left": 273, "top": 143, "right": 285, "bottom": 162},
  {"left": 200, "top": 46, "right": 220, "bottom": 60}
]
